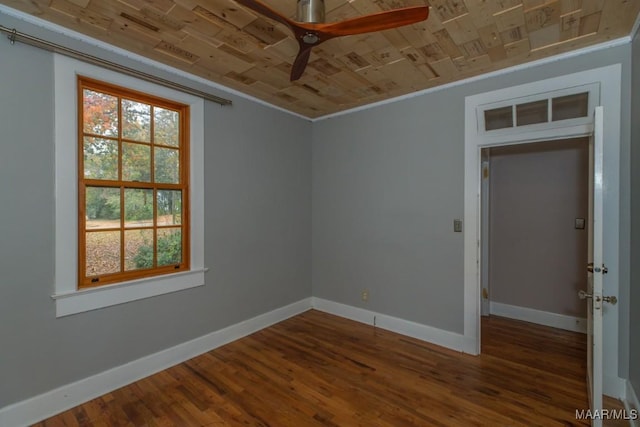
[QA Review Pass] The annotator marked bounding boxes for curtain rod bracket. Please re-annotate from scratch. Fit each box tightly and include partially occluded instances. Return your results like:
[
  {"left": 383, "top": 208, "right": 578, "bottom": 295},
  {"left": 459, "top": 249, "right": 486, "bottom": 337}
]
[{"left": 0, "top": 24, "right": 232, "bottom": 106}]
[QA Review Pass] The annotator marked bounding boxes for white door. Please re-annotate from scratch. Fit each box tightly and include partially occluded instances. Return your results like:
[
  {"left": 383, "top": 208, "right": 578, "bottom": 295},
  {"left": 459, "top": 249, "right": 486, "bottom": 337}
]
[
  {"left": 480, "top": 157, "right": 490, "bottom": 317},
  {"left": 583, "top": 106, "right": 604, "bottom": 426}
]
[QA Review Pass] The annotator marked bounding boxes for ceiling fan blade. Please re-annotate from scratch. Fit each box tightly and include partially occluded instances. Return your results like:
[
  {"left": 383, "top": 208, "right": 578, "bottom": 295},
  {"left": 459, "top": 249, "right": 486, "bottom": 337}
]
[
  {"left": 320, "top": 6, "right": 429, "bottom": 37},
  {"left": 232, "top": 2, "right": 429, "bottom": 81},
  {"left": 233, "top": 0, "right": 295, "bottom": 29},
  {"left": 290, "top": 46, "right": 313, "bottom": 81}
]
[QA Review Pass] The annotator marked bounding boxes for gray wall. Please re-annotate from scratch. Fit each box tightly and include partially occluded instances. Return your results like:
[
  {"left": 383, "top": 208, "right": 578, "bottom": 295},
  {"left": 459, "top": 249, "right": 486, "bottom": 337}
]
[
  {"left": 1, "top": 6, "right": 636, "bottom": 412},
  {"left": 630, "top": 30, "right": 640, "bottom": 402},
  {"left": 0, "top": 11, "right": 311, "bottom": 408},
  {"left": 312, "top": 44, "right": 631, "bottom": 338},
  {"left": 488, "top": 140, "right": 588, "bottom": 317}
]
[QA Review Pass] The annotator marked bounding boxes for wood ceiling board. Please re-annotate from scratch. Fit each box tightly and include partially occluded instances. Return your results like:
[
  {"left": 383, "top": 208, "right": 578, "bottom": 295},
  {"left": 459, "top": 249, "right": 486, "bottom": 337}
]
[
  {"left": 443, "top": 14, "right": 481, "bottom": 45},
  {"left": 348, "top": 0, "right": 387, "bottom": 16},
  {"left": 119, "top": 0, "right": 177, "bottom": 13},
  {"left": 243, "top": 65, "right": 291, "bottom": 89},
  {"left": 524, "top": 1, "right": 561, "bottom": 32},
  {"left": 486, "top": 45, "right": 508, "bottom": 61},
  {"left": 109, "top": 15, "right": 165, "bottom": 47},
  {"left": 500, "top": 25, "right": 527, "bottom": 44},
  {"left": 494, "top": 4, "right": 526, "bottom": 32},
  {"left": 340, "top": 51, "right": 373, "bottom": 71},
  {"left": 560, "top": 10, "right": 581, "bottom": 35},
  {"left": 581, "top": 0, "right": 605, "bottom": 16},
  {"left": 429, "top": 0, "right": 470, "bottom": 22},
  {"left": 325, "top": 1, "right": 361, "bottom": 22},
  {"left": 559, "top": 0, "right": 582, "bottom": 14},
  {"left": 50, "top": 0, "right": 113, "bottom": 31},
  {"left": 465, "top": 1, "right": 499, "bottom": 28},
  {"left": 242, "top": 17, "right": 288, "bottom": 45},
  {"left": 380, "top": 58, "right": 434, "bottom": 88},
  {"left": 1, "top": 0, "right": 638, "bottom": 118},
  {"left": 428, "top": 56, "right": 457, "bottom": 77},
  {"left": 382, "top": 28, "right": 413, "bottom": 51},
  {"left": 477, "top": 23, "right": 504, "bottom": 49},
  {"left": 504, "top": 37, "right": 532, "bottom": 56},
  {"left": 400, "top": 45, "right": 428, "bottom": 65},
  {"left": 397, "top": 22, "right": 438, "bottom": 46}
]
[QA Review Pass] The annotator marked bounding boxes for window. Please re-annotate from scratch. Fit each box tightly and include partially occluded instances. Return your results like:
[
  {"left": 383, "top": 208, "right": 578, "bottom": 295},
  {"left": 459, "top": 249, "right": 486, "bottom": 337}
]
[
  {"left": 53, "top": 54, "right": 205, "bottom": 317},
  {"left": 78, "top": 77, "right": 190, "bottom": 288},
  {"left": 479, "top": 84, "right": 598, "bottom": 136}
]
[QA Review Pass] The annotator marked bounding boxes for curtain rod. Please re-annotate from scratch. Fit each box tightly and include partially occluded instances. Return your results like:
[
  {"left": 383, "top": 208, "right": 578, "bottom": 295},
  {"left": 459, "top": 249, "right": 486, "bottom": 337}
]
[{"left": 0, "top": 24, "right": 232, "bottom": 106}]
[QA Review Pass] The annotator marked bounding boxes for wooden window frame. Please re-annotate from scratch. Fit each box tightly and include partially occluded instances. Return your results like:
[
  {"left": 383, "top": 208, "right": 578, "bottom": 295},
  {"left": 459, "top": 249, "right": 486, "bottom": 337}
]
[{"left": 78, "top": 76, "right": 191, "bottom": 288}]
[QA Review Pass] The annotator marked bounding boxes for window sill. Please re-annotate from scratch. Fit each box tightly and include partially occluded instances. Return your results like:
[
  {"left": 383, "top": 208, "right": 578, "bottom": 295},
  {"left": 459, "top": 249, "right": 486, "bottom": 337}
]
[{"left": 52, "top": 268, "right": 208, "bottom": 317}]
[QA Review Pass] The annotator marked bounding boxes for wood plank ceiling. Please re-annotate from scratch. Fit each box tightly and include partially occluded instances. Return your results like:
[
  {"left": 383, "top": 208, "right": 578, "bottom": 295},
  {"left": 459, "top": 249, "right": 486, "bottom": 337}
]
[{"left": 2, "top": 0, "right": 639, "bottom": 118}]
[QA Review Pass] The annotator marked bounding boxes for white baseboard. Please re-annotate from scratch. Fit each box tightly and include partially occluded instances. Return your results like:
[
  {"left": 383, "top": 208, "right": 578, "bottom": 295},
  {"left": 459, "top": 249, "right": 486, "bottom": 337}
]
[
  {"left": 0, "top": 298, "right": 312, "bottom": 427},
  {"left": 311, "top": 297, "right": 469, "bottom": 353},
  {"left": 1, "top": 296, "right": 605, "bottom": 427},
  {"left": 604, "top": 375, "right": 628, "bottom": 401},
  {"left": 490, "top": 301, "right": 587, "bottom": 333},
  {"left": 625, "top": 380, "right": 640, "bottom": 426}
]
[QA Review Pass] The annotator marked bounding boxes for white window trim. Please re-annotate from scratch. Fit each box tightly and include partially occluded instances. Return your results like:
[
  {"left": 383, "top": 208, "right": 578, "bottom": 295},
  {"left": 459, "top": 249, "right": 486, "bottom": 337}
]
[{"left": 52, "top": 54, "right": 206, "bottom": 317}]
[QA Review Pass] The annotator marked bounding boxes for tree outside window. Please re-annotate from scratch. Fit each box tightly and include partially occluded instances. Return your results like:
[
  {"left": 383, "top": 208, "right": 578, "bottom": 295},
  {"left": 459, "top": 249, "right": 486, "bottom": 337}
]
[{"left": 78, "top": 77, "right": 189, "bottom": 288}]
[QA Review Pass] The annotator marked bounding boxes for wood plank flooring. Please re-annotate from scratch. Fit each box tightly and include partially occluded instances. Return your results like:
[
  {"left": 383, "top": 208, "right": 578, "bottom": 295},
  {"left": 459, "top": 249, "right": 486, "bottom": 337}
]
[{"left": 34, "top": 310, "right": 627, "bottom": 426}]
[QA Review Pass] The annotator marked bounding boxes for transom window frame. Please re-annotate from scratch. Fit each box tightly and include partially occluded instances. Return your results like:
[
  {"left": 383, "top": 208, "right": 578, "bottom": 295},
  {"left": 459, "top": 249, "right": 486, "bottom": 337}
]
[
  {"left": 475, "top": 82, "right": 600, "bottom": 143},
  {"left": 53, "top": 54, "right": 205, "bottom": 317}
]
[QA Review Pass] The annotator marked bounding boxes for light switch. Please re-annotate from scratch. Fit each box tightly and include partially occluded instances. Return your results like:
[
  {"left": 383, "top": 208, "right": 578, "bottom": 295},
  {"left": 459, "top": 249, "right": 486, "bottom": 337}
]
[
  {"left": 575, "top": 218, "right": 585, "bottom": 229},
  {"left": 454, "top": 219, "right": 463, "bottom": 232}
]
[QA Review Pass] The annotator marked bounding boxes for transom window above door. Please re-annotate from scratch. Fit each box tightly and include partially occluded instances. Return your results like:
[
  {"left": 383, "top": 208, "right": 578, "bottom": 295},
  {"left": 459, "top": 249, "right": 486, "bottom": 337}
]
[{"left": 477, "top": 83, "right": 599, "bottom": 136}]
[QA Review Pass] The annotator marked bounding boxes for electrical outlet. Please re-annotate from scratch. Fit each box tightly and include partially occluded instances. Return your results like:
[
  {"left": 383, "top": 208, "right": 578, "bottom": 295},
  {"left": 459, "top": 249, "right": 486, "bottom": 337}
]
[{"left": 361, "top": 290, "right": 369, "bottom": 302}]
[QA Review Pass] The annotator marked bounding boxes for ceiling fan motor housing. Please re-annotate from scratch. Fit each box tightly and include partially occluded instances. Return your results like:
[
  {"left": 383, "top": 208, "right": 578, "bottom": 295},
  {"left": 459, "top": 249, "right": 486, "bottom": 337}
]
[{"left": 297, "top": 0, "right": 325, "bottom": 23}]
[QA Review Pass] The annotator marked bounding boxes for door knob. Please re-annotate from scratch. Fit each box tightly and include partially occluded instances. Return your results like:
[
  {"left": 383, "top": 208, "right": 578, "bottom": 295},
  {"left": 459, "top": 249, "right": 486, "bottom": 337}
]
[
  {"left": 578, "top": 290, "right": 617, "bottom": 305},
  {"left": 578, "top": 290, "right": 594, "bottom": 300}
]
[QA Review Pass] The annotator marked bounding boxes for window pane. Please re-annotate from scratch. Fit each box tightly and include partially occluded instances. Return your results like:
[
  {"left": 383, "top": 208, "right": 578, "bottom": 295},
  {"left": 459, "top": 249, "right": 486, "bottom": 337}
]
[
  {"left": 122, "top": 99, "right": 151, "bottom": 142},
  {"left": 85, "top": 187, "right": 120, "bottom": 230},
  {"left": 124, "top": 188, "right": 153, "bottom": 228},
  {"left": 516, "top": 100, "right": 548, "bottom": 126},
  {"left": 84, "top": 137, "right": 118, "bottom": 180},
  {"left": 122, "top": 142, "right": 151, "bottom": 182},
  {"left": 125, "top": 229, "right": 154, "bottom": 271},
  {"left": 484, "top": 106, "right": 513, "bottom": 130},
  {"left": 155, "top": 147, "right": 180, "bottom": 184},
  {"left": 552, "top": 92, "right": 589, "bottom": 121},
  {"left": 157, "top": 228, "right": 182, "bottom": 266},
  {"left": 78, "top": 77, "right": 190, "bottom": 288},
  {"left": 157, "top": 190, "right": 182, "bottom": 226},
  {"left": 83, "top": 89, "right": 118, "bottom": 137},
  {"left": 86, "top": 231, "right": 121, "bottom": 276},
  {"left": 154, "top": 107, "right": 180, "bottom": 147}
]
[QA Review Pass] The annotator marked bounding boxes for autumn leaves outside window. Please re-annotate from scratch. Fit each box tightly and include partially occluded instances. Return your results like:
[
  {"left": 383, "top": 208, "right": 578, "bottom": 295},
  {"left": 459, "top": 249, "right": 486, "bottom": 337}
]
[{"left": 78, "top": 76, "right": 190, "bottom": 288}]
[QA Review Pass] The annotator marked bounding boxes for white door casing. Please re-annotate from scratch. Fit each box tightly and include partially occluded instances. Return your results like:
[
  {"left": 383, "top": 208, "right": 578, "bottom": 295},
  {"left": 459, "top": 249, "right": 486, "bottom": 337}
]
[
  {"left": 587, "top": 106, "right": 605, "bottom": 425},
  {"left": 463, "top": 64, "right": 623, "bottom": 399},
  {"left": 480, "top": 157, "right": 490, "bottom": 317}
]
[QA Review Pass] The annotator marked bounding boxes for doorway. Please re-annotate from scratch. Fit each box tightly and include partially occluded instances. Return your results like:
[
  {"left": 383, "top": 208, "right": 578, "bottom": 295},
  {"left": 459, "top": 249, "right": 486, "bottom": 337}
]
[
  {"left": 480, "top": 138, "right": 589, "bottom": 333},
  {"left": 464, "top": 65, "right": 623, "bottom": 404}
]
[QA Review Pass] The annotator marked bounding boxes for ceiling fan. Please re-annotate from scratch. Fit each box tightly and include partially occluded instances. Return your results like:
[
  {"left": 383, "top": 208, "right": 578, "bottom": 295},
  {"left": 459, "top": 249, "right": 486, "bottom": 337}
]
[{"left": 234, "top": 0, "right": 430, "bottom": 81}]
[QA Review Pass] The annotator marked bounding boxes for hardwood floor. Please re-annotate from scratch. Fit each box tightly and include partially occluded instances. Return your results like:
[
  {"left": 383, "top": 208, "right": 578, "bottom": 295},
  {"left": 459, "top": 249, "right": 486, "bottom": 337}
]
[{"left": 35, "top": 310, "right": 627, "bottom": 426}]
